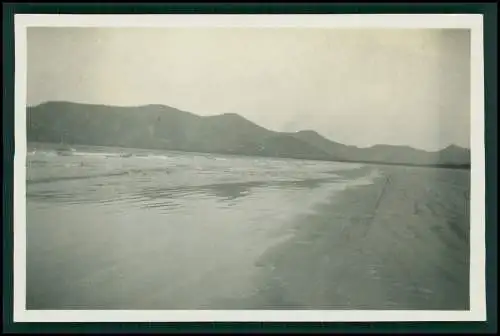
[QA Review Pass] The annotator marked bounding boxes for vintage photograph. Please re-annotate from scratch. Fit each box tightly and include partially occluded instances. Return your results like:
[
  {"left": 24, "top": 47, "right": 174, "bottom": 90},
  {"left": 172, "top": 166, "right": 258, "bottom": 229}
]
[{"left": 16, "top": 14, "right": 485, "bottom": 321}]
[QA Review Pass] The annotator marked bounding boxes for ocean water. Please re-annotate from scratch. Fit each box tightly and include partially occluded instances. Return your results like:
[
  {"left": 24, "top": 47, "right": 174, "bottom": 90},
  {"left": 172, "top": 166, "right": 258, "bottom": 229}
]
[{"left": 25, "top": 143, "right": 470, "bottom": 310}]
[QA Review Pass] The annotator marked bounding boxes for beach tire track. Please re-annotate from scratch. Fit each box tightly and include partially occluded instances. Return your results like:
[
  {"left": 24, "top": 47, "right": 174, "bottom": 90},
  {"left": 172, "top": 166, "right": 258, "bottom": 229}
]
[
  {"left": 357, "top": 170, "right": 432, "bottom": 308},
  {"left": 360, "top": 173, "right": 391, "bottom": 239}
]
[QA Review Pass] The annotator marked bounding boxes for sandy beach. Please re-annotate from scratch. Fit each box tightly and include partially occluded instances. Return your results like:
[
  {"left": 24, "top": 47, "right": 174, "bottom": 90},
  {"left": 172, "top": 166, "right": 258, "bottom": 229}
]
[{"left": 232, "top": 165, "right": 471, "bottom": 310}]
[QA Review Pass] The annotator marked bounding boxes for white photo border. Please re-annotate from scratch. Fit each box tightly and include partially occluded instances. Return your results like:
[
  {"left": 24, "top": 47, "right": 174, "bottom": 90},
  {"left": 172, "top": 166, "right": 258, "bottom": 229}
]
[{"left": 13, "top": 14, "right": 486, "bottom": 323}]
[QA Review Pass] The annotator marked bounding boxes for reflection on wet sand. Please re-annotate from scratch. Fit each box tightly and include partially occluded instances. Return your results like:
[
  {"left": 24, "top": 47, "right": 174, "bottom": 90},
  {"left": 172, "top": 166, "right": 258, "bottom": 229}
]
[{"left": 28, "top": 175, "right": 344, "bottom": 211}]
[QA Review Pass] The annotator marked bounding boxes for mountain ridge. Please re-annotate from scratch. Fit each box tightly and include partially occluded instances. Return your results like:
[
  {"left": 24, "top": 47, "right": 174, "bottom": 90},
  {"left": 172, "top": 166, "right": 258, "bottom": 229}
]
[{"left": 26, "top": 101, "right": 470, "bottom": 168}]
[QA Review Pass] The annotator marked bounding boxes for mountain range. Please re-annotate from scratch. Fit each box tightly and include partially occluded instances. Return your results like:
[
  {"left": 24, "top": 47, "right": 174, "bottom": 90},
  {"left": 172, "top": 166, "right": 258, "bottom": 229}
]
[{"left": 26, "top": 101, "right": 471, "bottom": 168}]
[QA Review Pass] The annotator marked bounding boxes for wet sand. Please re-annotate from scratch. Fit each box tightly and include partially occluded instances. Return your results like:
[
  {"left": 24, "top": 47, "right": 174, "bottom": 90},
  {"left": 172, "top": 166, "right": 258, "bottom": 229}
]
[{"left": 221, "top": 165, "right": 470, "bottom": 310}]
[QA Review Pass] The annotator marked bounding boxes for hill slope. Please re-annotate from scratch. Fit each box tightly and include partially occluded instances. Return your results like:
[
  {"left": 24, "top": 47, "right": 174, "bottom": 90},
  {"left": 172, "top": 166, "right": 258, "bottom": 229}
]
[
  {"left": 26, "top": 102, "right": 331, "bottom": 161},
  {"left": 288, "top": 130, "right": 470, "bottom": 167},
  {"left": 26, "top": 101, "right": 470, "bottom": 167}
]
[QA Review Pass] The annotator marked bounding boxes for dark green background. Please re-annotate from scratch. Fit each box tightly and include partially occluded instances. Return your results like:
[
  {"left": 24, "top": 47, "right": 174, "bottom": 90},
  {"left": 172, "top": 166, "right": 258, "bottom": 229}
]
[{"left": 3, "top": 3, "right": 497, "bottom": 334}]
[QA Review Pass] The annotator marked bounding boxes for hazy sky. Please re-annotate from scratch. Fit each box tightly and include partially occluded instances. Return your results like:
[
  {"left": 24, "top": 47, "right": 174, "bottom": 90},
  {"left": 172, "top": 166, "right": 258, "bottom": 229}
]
[{"left": 27, "top": 27, "right": 471, "bottom": 151}]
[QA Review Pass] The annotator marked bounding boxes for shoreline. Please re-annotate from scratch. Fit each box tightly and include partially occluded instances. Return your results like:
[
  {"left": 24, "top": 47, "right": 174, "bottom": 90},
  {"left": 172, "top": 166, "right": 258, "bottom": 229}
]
[{"left": 26, "top": 141, "right": 471, "bottom": 170}]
